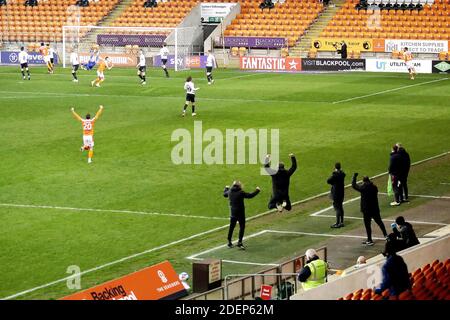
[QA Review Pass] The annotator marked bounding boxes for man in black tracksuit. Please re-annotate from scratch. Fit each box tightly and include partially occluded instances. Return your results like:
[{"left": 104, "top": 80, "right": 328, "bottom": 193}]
[
  {"left": 397, "top": 144, "right": 411, "bottom": 202},
  {"left": 352, "top": 173, "right": 388, "bottom": 246},
  {"left": 264, "top": 153, "right": 297, "bottom": 212},
  {"left": 392, "top": 216, "right": 419, "bottom": 249},
  {"left": 327, "top": 162, "right": 346, "bottom": 228},
  {"left": 389, "top": 145, "right": 403, "bottom": 206},
  {"left": 224, "top": 181, "right": 260, "bottom": 250}
]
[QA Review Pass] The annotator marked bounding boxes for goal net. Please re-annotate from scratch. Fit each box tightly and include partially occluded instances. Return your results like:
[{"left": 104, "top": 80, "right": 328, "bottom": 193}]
[{"left": 62, "top": 25, "right": 199, "bottom": 71}]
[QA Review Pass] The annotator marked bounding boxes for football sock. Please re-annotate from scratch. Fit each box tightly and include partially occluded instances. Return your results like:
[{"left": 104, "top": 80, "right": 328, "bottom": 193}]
[
  {"left": 183, "top": 104, "right": 188, "bottom": 111},
  {"left": 72, "top": 71, "right": 77, "bottom": 80},
  {"left": 21, "top": 70, "right": 25, "bottom": 77},
  {"left": 192, "top": 105, "right": 195, "bottom": 113},
  {"left": 142, "top": 76, "right": 146, "bottom": 81},
  {"left": 88, "top": 150, "right": 93, "bottom": 160}
]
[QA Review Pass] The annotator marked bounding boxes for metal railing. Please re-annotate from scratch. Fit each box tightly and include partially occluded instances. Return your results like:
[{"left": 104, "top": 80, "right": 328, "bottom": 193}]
[{"left": 186, "top": 246, "right": 327, "bottom": 300}]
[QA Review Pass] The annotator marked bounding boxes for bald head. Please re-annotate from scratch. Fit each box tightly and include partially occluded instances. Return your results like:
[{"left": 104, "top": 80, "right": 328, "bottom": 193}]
[{"left": 357, "top": 256, "right": 366, "bottom": 265}]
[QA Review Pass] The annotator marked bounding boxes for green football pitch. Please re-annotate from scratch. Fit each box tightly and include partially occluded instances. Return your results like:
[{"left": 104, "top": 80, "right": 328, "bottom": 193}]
[{"left": 0, "top": 66, "right": 448, "bottom": 299}]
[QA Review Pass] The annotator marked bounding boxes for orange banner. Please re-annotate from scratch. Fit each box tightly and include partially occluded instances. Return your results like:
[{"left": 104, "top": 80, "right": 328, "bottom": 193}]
[
  {"left": 372, "top": 39, "right": 385, "bottom": 52},
  {"left": 61, "top": 261, "right": 187, "bottom": 300}
]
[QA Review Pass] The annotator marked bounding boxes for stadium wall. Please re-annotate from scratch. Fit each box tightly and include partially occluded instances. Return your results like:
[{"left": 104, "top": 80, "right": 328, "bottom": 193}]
[
  {"left": 204, "top": 3, "right": 242, "bottom": 53},
  {"left": 291, "top": 231, "right": 450, "bottom": 300}
]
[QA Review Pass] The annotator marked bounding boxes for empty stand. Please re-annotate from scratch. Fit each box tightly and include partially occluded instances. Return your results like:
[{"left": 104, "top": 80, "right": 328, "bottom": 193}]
[
  {"left": 0, "top": 0, "right": 120, "bottom": 42},
  {"left": 111, "top": 0, "right": 198, "bottom": 30},
  {"left": 321, "top": 0, "right": 450, "bottom": 40},
  {"left": 223, "top": 0, "right": 324, "bottom": 47}
]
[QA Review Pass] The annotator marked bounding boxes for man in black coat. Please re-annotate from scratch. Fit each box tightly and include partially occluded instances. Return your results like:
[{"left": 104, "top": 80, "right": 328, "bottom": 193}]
[
  {"left": 327, "top": 162, "right": 346, "bottom": 228},
  {"left": 337, "top": 41, "right": 347, "bottom": 59},
  {"left": 389, "top": 145, "right": 403, "bottom": 206},
  {"left": 224, "top": 181, "right": 260, "bottom": 250},
  {"left": 264, "top": 153, "right": 297, "bottom": 212},
  {"left": 392, "top": 216, "right": 419, "bottom": 249},
  {"left": 396, "top": 143, "right": 411, "bottom": 202},
  {"left": 352, "top": 173, "right": 388, "bottom": 246}
]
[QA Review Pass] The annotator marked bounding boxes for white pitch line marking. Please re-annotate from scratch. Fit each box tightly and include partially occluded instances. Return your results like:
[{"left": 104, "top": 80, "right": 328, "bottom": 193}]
[
  {"left": 440, "top": 183, "right": 450, "bottom": 185},
  {"left": 3, "top": 150, "right": 449, "bottom": 300},
  {"left": 379, "top": 193, "right": 450, "bottom": 200},
  {"left": 0, "top": 203, "right": 228, "bottom": 221},
  {"left": 186, "top": 230, "right": 268, "bottom": 260},
  {"left": 314, "top": 215, "right": 448, "bottom": 226},
  {"left": 265, "top": 229, "right": 385, "bottom": 240},
  {"left": 332, "top": 78, "right": 448, "bottom": 104},
  {"left": 310, "top": 196, "right": 360, "bottom": 216}
]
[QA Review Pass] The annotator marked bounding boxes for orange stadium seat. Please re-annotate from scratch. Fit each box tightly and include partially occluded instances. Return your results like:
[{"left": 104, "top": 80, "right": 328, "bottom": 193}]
[
  {"left": 320, "top": 0, "right": 450, "bottom": 41},
  {"left": 338, "top": 259, "right": 450, "bottom": 300}
]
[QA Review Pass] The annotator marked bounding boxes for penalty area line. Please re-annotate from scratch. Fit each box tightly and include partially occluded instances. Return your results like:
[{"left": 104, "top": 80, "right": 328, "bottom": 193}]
[{"left": 332, "top": 78, "right": 448, "bottom": 104}]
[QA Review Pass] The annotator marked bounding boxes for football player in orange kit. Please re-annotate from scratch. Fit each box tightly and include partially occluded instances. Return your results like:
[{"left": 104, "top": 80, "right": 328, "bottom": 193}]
[
  {"left": 91, "top": 57, "right": 113, "bottom": 87},
  {"left": 71, "top": 105, "right": 104, "bottom": 163},
  {"left": 401, "top": 47, "right": 416, "bottom": 80},
  {"left": 39, "top": 42, "right": 53, "bottom": 73}
]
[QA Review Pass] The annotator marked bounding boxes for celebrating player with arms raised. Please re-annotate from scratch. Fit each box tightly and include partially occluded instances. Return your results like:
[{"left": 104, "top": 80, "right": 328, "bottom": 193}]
[{"left": 71, "top": 105, "right": 104, "bottom": 164}]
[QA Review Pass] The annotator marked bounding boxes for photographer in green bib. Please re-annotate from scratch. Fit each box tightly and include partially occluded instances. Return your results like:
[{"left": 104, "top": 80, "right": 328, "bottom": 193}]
[{"left": 298, "top": 249, "right": 328, "bottom": 291}]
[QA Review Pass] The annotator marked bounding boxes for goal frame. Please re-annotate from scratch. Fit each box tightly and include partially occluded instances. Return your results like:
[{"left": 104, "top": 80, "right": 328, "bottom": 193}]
[{"left": 61, "top": 25, "right": 189, "bottom": 71}]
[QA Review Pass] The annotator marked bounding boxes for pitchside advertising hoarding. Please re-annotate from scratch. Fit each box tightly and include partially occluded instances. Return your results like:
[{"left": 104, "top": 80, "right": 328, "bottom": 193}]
[
  {"left": 432, "top": 60, "right": 450, "bottom": 74},
  {"left": 153, "top": 54, "right": 208, "bottom": 68},
  {"left": 79, "top": 52, "right": 137, "bottom": 67},
  {"left": 97, "top": 34, "right": 166, "bottom": 47},
  {"left": 240, "top": 56, "right": 301, "bottom": 71},
  {"left": 1, "top": 51, "right": 58, "bottom": 64},
  {"left": 302, "top": 58, "right": 365, "bottom": 71},
  {"left": 240, "top": 57, "right": 365, "bottom": 72},
  {"left": 61, "top": 261, "right": 187, "bottom": 300},
  {"left": 366, "top": 59, "right": 432, "bottom": 73},
  {"left": 384, "top": 39, "right": 449, "bottom": 54}
]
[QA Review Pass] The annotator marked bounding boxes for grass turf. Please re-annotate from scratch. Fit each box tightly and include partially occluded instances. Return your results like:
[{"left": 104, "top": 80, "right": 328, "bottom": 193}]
[{"left": 0, "top": 66, "right": 448, "bottom": 299}]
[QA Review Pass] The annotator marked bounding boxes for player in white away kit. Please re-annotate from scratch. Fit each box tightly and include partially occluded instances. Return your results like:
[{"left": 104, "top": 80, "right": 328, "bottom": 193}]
[
  {"left": 49, "top": 45, "right": 59, "bottom": 68},
  {"left": 206, "top": 50, "right": 218, "bottom": 85},
  {"left": 401, "top": 47, "right": 416, "bottom": 80},
  {"left": 137, "top": 50, "right": 147, "bottom": 85},
  {"left": 70, "top": 50, "right": 80, "bottom": 82},
  {"left": 18, "top": 47, "right": 31, "bottom": 80},
  {"left": 160, "top": 43, "right": 170, "bottom": 78},
  {"left": 182, "top": 76, "right": 199, "bottom": 117}
]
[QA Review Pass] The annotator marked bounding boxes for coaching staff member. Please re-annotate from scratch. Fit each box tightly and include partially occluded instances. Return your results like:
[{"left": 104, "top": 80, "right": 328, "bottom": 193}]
[
  {"left": 352, "top": 173, "right": 388, "bottom": 246},
  {"left": 336, "top": 41, "right": 347, "bottom": 59},
  {"left": 224, "top": 181, "right": 260, "bottom": 250},
  {"left": 264, "top": 153, "right": 297, "bottom": 212},
  {"left": 327, "top": 162, "right": 346, "bottom": 228}
]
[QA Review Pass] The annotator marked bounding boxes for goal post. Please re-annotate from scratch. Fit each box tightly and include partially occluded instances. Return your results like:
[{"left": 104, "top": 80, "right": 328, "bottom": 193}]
[{"left": 61, "top": 25, "right": 198, "bottom": 71}]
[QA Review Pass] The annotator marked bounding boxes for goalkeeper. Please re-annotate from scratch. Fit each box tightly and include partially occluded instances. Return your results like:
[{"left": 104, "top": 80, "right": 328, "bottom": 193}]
[{"left": 82, "top": 49, "right": 100, "bottom": 71}]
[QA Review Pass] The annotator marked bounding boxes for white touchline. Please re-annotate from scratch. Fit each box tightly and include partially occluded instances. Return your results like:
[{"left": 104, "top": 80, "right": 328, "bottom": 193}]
[
  {"left": 332, "top": 78, "right": 448, "bottom": 104},
  {"left": 186, "top": 230, "right": 268, "bottom": 260},
  {"left": 265, "top": 230, "right": 385, "bottom": 240},
  {"left": 310, "top": 197, "right": 360, "bottom": 216},
  {"left": 0, "top": 203, "right": 228, "bottom": 221},
  {"left": 3, "top": 150, "right": 449, "bottom": 300},
  {"left": 314, "top": 215, "right": 448, "bottom": 226},
  {"left": 379, "top": 193, "right": 450, "bottom": 200}
]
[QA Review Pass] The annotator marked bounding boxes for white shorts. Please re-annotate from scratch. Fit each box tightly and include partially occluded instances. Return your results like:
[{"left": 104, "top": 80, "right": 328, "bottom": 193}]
[
  {"left": 97, "top": 71, "right": 104, "bottom": 78},
  {"left": 405, "top": 61, "right": 414, "bottom": 70},
  {"left": 83, "top": 135, "right": 94, "bottom": 148},
  {"left": 44, "top": 56, "right": 50, "bottom": 63}
]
